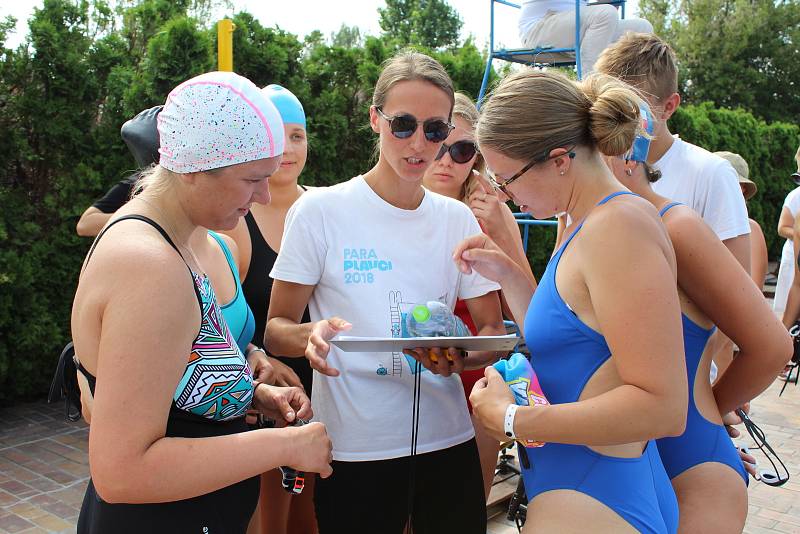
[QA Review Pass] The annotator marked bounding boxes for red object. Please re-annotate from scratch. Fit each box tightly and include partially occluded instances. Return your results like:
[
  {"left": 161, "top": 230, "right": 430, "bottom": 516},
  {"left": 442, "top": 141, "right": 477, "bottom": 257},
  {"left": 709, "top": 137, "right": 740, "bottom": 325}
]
[{"left": 454, "top": 299, "right": 483, "bottom": 412}]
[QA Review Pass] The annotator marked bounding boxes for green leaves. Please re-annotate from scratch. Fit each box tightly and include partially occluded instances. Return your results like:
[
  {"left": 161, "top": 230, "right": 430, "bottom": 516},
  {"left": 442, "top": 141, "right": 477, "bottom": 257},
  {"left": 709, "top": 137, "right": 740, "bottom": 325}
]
[{"left": 639, "top": 0, "right": 800, "bottom": 122}]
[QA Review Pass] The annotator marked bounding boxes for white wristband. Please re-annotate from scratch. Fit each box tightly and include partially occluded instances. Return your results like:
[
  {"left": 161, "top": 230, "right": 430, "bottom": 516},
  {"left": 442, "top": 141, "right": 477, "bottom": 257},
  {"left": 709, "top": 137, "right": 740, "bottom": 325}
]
[{"left": 504, "top": 404, "right": 519, "bottom": 439}]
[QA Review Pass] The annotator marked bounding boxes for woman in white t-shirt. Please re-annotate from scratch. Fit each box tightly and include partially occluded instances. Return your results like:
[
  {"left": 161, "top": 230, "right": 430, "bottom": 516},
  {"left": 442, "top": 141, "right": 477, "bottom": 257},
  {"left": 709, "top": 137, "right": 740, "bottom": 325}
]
[
  {"left": 518, "top": 0, "right": 652, "bottom": 75},
  {"left": 265, "top": 51, "right": 505, "bottom": 533},
  {"left": 774, "top": 144, "right": 800, "bottom": 314}
]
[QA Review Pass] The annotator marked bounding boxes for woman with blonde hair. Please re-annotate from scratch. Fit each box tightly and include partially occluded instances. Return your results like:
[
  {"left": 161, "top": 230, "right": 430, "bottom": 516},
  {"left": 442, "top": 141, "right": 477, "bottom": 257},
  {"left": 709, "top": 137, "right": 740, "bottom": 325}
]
[
  {"left": 71, "top": 71, "right": 332, "bottom": 533},
  {"left": 266, "top": 51, "right": 505, "bottom": 533},
  {"left": 461, "top": 70, "right": 687, "bottom": 533}
]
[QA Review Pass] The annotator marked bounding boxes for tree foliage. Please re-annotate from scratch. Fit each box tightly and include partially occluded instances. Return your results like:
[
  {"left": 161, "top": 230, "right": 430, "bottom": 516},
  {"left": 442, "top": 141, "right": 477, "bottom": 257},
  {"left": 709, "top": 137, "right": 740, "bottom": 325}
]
[
  {"left": 378, "top": 0, "right": 463, "bottom": 50},
  {"left": 639, "top": 0, "right": 800, "bottom": 122}
]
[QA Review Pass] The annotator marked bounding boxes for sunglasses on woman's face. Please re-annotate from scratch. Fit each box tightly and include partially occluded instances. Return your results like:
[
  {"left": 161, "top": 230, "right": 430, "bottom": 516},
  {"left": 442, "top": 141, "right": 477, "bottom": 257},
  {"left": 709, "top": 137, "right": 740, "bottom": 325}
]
[
  {"left": 375, "top": 107, "right": 454, "bottom": 143},
  {"left": 435, "top": 140, "right": 477, "bottom": 164}
]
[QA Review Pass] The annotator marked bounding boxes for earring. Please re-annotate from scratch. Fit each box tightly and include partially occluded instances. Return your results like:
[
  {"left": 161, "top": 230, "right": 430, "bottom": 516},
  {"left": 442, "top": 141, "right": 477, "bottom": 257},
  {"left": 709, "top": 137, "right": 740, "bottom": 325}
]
[
  {"left": 625, "top": 169, "right": 633, "bottom": 176},
  {"left": 559, "top": 171, "right": 565, "bottom": 176}
]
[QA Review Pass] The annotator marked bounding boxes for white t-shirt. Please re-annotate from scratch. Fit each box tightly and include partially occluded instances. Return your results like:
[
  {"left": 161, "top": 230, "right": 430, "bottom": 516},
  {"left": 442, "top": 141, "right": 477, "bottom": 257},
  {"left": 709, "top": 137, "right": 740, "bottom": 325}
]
[
  {"left": 652, "top": 136, "right": 750, "bottom": 241},
  {"left": 783, "top": 187, "right": 800, "bottom": 217},
  {"left": 271, "top": 176, "right": 500, "bottom": 461},
  {"left": 519, "top": 0, "right": 584, "bottom": 39},
  {"left": 780, "top": 187, "right": 800, "bottom": 260}
]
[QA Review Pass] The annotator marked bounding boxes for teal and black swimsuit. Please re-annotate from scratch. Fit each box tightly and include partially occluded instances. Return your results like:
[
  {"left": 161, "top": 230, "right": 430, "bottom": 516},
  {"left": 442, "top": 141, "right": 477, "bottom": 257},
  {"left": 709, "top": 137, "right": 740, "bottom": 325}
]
[{"left": 77, "top": 215, "right": 258, "bottom": 534}]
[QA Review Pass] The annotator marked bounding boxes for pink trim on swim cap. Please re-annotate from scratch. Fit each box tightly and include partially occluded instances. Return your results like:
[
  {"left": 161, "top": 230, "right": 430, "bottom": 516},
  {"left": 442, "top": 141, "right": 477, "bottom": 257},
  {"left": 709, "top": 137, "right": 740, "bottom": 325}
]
[{"left": 158, "top": 71, "right": 284, "bottom": 173}]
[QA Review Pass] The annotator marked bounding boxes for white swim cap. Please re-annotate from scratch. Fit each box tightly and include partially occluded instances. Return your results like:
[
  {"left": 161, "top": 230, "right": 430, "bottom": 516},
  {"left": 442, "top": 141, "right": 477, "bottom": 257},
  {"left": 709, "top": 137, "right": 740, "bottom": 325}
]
[{"left": 158, "top": 71, "right": 284, "bottom": 173}]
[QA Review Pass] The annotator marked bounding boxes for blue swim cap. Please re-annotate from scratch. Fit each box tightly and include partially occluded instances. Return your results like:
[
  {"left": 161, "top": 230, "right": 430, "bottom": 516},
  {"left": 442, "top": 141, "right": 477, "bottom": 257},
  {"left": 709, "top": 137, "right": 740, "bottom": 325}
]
[
  {"left": 262, "top": 84, "right": 306, "bottom": 129},
  {"left": 626, "top": 104, "right": 654, "bottom": 163}
]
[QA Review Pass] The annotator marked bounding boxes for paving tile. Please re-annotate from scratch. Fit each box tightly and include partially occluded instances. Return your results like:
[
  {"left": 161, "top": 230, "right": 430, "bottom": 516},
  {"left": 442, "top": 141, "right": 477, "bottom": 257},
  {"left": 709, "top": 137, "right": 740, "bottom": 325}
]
[
  {"left": 28, "top": 513, "right": 71, "bottom": 532},
  {"left": 3, "top": 503, "right": 48, "bottom": 521},
  {"left": 0, "top": 490, "right": 19, "bottom": 507},
  {"left": 0, "top": 513, "right": 35, "bottom": 533},
  {"left": 22, "top": 478, "right": 60, "bottom": 494},
  {"left": 0, "top": 482, "right": 34, "bottom": 497}
]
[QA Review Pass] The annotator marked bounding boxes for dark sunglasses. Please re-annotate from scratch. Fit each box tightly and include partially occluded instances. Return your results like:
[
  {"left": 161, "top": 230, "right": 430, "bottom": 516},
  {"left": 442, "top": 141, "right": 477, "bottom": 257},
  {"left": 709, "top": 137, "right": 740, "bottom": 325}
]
[
  {"left": 488, "top": 147, "right": 576, "bottom": 197},
  {"left": 791, "top": 172, "right": 800, "bottom": 185},
  {"left": 435, "top": 140, "right": 477, "bottom": 164},
  {"left": 736, "top": 408, "right": 789, "bottom": 487},
  {"left": 375, "top": 107, "right": 454, "bottom": 143}
]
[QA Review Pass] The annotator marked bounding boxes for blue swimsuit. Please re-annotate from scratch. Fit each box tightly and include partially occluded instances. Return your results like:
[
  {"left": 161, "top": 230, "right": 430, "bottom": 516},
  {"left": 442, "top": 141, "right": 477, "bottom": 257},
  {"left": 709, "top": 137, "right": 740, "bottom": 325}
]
[
  {"left": 521, "top": 191, "right": 678, "bottom": 534},
  {"left": 655, "top": 203, "right": 748, "bottom": 486},
  {"left": 209, "top": 231, "right": 255, "bottom": 353}
]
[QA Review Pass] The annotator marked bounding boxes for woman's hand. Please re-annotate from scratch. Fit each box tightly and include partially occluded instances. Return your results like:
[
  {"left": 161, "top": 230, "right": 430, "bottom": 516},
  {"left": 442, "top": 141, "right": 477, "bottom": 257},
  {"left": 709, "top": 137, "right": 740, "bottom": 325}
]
[
  {"left": 470, "top": 366, "right": 515, "bottom": 442},
  {"left": 253, "top": 383, "right": 312, "bottom": 425},
  {"left": 305, "top": 317, "right": 352, "bottom": 377},
  {"left": 452, "top": 233, "right": 517, "bottom": 283},
  {"left": 468, "top": 176, "right": 508, "bottom": 238},
  {"left": 247, "top": 347, "right": 275, "bottom": 384},
  {"left": 402, "top": 347, "right": 466, "bottom": 377},
  {"left": 287, "top": 422, "right": 334, "bottom": 478},
  {"left": 269, "top": 357, "right": 304, "bottom": 388}
]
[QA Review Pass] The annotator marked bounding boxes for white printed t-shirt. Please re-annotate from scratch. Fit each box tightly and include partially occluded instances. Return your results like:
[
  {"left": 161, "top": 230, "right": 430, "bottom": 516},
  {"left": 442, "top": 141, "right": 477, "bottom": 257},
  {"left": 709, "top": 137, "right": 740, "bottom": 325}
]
[
  {"left": 271, "top": 176, "right": 500, "bottom": 461},
  {"left": 652, "top": 136, "right": 750, "bottom": 241}
]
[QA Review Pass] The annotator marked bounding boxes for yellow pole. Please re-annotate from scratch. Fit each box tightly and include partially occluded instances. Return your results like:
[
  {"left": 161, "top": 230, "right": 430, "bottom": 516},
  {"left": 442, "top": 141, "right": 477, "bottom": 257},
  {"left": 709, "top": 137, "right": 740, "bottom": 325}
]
[{"left": 217, "top": 19, "right": 235, "bottom": 72}]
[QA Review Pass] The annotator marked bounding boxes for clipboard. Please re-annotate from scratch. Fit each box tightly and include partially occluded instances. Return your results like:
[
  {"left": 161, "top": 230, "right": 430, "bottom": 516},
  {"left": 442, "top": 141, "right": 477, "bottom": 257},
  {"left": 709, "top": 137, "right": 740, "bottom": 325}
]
[{"left": 330, "top": 334, "right": 520, "bottom": 353}]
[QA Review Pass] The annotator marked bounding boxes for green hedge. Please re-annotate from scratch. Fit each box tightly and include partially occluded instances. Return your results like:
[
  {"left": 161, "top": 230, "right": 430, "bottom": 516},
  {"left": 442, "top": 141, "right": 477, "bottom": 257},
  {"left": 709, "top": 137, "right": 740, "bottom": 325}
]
[{"left": 668, "top": 103, "right": 799, "bottom": 258}]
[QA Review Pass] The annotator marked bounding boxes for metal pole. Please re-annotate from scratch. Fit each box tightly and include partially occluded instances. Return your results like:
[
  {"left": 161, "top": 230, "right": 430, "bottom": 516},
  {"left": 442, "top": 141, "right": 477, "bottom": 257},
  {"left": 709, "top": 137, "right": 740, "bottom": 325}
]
[{"left": 217, "top": 19, "right": 236, "bottom": 72}]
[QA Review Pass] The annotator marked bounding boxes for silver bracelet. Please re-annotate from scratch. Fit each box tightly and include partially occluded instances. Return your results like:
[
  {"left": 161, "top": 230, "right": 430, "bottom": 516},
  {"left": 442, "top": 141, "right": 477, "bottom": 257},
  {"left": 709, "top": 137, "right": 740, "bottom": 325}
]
[{"left": 246, "top": 346, "right": 267, "bottom": 358}]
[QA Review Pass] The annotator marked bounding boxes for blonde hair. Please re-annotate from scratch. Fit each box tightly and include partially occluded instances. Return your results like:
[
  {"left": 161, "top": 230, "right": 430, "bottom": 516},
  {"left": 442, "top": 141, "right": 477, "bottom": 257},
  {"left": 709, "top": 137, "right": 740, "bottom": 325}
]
[
  {"left": 132, "top": 164, "right": 180, "bottom": 198},
  {"left": 372, "top": 50, "right": 455, "bottom": 113},
  {"left": 451, "top": 92, "right": 485, "bottom": 202},
  {"left": 477, "top": 70, "right": 644, "bottom": 162},
  {"left": 594, "top": 33, "right": 678, "bottom": 103}
]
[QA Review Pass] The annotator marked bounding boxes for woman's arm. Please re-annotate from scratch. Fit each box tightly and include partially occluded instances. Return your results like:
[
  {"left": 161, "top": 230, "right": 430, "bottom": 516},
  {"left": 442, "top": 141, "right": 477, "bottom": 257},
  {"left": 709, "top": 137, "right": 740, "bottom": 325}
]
[
  {"left": 749, "top": 219, "right": 768, "bottom": 291},
  {"left": 783, "top": 216, "right": 800, "bottom": 329},
  {"left": 777, "top": 206, "right": 795, "bottom": 241},
  {"left": 76, "top": 207, "right": 113, "bottom": 238},
  {"left": 265, "top": 280, "right": 316, "bottom": 357},
  {"left": 462, "top": 291, "right": 507, "bottom": 369},
  {"left": 666, "top": 208, "right": 791, "bottom": 415},
  {"left": 473, "top": 205, "right": 688, "bottom": 445},
  {"left": 87, "top": 241, "right": 331, "bottom": 504}
]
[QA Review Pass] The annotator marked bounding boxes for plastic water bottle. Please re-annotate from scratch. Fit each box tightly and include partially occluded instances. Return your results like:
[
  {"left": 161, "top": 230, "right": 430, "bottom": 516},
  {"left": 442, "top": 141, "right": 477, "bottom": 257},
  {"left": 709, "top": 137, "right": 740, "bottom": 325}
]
[
  {"left": 405, "top": 301, "right": 471, "bottom": 338},
  {"left": 493, "top": 352, "right": 549, "bottom": 447}
]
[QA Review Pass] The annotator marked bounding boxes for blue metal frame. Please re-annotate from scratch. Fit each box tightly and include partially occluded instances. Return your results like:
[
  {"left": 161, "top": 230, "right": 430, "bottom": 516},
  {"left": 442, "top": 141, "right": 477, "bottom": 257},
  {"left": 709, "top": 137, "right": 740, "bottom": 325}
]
[
  {"left": 478, "top": 0, "right": 627, "bottom": 107},
  {"left": 513, "top": 213, "right": 557, "bottom": 252}
]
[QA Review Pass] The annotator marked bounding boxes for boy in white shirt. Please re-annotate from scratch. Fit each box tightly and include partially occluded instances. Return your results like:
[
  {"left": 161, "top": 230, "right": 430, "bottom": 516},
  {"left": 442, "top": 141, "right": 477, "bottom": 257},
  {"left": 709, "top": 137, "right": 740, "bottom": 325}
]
[{"left": 596, "top": 33, "right": 751, "bottom": 271}]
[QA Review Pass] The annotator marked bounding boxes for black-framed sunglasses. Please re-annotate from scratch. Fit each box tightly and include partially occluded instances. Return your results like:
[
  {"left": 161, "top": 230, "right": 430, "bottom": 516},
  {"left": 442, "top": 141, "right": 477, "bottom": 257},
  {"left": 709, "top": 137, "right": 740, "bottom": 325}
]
[
  {"left": 488, "top": 147, "right": 576, "bottom": 197},
  {"left": 435, "top": 140, "right": 477, "bottom": 164},
  {"left": 791, "top": 172, "right": 800, "bottom": 185},
  {"left": 375, "top": 107, "right": 454, "bottom": 143}
]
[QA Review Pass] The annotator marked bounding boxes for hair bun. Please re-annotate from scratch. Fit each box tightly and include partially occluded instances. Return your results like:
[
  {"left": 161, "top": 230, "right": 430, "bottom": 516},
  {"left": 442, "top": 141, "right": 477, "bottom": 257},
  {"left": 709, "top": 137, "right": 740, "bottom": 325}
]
[{"left": 582, "top": 74, "right": 643, "bottom": 157}]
